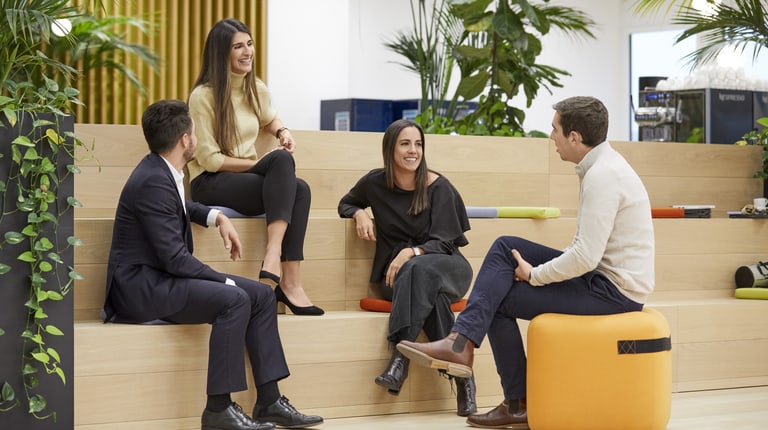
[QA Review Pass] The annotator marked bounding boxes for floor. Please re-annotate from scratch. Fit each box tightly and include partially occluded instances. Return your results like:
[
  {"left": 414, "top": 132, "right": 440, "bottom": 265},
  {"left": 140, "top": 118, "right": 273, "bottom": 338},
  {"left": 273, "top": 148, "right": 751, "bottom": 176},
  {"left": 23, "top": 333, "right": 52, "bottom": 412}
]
[{"left": 321, "top": 386, "right": 768, "bottom": 429}]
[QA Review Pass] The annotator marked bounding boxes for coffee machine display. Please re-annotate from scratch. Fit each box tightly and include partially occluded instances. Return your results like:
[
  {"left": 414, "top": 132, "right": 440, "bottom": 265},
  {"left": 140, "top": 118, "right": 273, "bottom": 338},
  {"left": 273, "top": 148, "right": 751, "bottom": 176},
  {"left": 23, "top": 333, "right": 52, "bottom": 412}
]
[{"left": 635, "top": 90, "right": 680, "bottom": 142}]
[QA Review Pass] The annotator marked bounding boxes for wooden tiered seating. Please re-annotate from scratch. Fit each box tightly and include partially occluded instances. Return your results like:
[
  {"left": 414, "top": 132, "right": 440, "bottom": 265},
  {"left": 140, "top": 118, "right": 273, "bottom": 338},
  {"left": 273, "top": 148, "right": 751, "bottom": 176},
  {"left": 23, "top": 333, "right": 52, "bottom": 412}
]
[{"left": 72, "top": 125, "right": 768, "bottom": 429}]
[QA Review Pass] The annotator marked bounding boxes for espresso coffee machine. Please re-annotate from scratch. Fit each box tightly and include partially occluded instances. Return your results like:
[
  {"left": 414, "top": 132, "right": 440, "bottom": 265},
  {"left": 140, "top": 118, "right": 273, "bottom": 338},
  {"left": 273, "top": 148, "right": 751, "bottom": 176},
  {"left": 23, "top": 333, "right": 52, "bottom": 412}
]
[
  {"left": 674, "top": 88, "right": 754, "bottom": 143},
  {"left": 636, "top": 86, "right": 756, "bottom": 143},
  {"left": 635, "top": 89, "right": 679, "bottom": 142}
]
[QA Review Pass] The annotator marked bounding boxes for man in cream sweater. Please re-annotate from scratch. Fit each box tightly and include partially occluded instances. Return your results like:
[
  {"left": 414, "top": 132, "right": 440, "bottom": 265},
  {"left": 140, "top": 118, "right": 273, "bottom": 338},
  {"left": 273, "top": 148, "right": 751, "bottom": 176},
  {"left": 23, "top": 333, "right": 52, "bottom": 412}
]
[{"left": 397, "top": 96, "right": 655, "bottom": 429}]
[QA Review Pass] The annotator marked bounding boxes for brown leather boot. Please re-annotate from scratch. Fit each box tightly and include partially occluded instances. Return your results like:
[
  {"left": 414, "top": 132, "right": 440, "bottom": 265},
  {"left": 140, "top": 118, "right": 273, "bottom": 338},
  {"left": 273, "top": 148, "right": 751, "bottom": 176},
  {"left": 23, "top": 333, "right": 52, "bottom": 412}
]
[
  {"left": 396, "top": 332, "right": 474, "bottom": 378},
  {"left": 374, "top": 350, "right": 409, "bottom": 395},
  {"left": 455, "top": 375, "right": 477, "bottom": 417},
  {"left": 466, "top": 398, "right": 527, "bottom": 429}
]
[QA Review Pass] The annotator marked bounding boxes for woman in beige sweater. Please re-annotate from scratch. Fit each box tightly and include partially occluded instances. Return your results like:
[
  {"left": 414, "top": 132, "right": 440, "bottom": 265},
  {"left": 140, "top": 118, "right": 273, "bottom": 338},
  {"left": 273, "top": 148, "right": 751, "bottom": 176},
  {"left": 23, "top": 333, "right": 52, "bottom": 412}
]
[{"left": 188, "top": 18, "right": 322, "bottom": 316}]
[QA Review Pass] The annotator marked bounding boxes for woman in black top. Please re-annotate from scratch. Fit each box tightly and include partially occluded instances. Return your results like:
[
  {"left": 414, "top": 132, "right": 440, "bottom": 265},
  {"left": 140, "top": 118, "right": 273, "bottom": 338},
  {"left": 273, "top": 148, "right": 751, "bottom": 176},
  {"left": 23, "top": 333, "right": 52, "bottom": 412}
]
[{"left": 338, "top": 119, "right": 476, "bottom": 416}]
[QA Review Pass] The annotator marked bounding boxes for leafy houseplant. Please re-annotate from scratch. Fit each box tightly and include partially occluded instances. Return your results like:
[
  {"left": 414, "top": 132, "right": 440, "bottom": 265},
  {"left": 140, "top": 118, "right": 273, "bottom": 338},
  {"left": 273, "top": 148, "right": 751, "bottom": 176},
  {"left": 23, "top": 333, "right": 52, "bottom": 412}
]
[
  {"left": 737, "top": 117, "right": 768, "bottom": 196},
  {"left": 447, "top": 0, "right": 595, "bottom": 136},
  {"left": 0, "top": 1, "right": 155, "bottom": 426},
  {"left": 0, "top": 1, "right": 85, "bottom": 423},
  {"left": 386, "top": 0, "right": 595, "bottom": 136},
  {"left": 384, "top": 0, "right": 465, "bottom": 128}
]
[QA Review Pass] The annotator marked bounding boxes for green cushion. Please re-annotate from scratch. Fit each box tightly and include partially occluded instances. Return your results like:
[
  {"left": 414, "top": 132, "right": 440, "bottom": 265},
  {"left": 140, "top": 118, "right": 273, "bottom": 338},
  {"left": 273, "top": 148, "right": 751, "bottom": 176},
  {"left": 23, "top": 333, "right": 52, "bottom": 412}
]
[
  {"left": 734, "top": 288, "right": 768, "bottom": 300},
  {"left": 496, "top": 206, "right": 561, "bottom": 219}
]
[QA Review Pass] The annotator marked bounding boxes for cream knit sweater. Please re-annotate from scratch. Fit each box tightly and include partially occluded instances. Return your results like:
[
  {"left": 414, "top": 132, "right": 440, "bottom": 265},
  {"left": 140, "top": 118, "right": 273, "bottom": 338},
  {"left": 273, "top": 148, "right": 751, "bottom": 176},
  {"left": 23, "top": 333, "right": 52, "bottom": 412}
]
[
  {"left": 529, "top": 142, "right": 655, "bottom": 304},
  {"left": 187, "top": 73, "right": 276, "bottom": 182}
]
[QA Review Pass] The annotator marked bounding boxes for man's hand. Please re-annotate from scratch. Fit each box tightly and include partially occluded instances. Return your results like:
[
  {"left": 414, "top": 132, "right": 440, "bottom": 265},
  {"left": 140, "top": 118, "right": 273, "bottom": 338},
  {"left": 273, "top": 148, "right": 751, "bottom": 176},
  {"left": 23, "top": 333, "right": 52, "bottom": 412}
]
[
  {"left": 511, "top": 249, "right": 533, "bottom": 283},
  {"left": 216, "top": 213, "right": 242, "bottom": 261}
]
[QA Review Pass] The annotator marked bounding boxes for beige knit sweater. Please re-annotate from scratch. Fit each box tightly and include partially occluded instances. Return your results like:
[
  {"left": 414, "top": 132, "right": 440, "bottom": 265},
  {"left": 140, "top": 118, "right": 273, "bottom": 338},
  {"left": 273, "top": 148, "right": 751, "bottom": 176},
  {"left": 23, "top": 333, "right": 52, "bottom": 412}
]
[{"left": 187, "top": 73, "right": 276, "bottom": 182}]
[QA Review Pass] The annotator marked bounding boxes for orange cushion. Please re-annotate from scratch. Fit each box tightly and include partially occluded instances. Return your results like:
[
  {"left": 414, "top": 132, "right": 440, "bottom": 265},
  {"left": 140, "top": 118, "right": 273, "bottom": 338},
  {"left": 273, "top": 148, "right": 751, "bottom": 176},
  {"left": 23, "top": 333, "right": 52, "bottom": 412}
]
[
  {"left": 359, "top": 297, "right": 467, "bottom": 313},
  {"left": 651, "top": 207, "right": 684, "bottom": 218}
]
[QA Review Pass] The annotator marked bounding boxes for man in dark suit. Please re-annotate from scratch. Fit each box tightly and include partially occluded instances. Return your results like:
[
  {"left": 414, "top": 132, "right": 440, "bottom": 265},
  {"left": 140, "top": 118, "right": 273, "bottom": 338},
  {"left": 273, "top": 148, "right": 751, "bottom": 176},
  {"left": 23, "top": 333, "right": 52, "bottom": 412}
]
[{"left": 102, "top": 100, "right": 323, "bottom": 430}]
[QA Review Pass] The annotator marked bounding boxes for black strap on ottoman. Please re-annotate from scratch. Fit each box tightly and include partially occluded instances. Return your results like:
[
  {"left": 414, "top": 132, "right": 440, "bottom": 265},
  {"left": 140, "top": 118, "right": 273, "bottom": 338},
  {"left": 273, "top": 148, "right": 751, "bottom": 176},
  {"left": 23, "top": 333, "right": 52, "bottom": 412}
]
[{"left": 617, "top": 336, "right": 672, "bottom": 354}]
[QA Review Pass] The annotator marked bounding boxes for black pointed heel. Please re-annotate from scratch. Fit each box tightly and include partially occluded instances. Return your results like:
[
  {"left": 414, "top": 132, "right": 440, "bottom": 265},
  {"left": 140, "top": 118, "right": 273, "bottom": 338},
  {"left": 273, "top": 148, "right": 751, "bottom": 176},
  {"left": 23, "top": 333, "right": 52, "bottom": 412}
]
[
  {"left": 274, "top": 285, "right": 324, "bottom": 316},
  {"left": 259, "top": 264, "right": 280, "bottom": 288}
]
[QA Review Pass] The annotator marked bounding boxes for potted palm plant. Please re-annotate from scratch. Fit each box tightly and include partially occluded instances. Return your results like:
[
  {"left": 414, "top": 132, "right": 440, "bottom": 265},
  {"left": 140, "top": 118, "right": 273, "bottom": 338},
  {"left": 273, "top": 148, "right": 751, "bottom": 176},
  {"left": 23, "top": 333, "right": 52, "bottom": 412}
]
[
  {"left": 385, "top": 0, "right": 595, "bottom": 136},
  {"left": 0, "top": 1, "right": 156, "bottom": 427}
]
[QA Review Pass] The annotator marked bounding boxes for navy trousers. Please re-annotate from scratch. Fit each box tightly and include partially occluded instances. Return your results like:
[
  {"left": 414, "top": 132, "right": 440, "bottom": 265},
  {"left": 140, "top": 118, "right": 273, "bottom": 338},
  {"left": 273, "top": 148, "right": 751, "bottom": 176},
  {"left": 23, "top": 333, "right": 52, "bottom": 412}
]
[{"left": 452, "top": 236, "right": 643, "bottom": 400}]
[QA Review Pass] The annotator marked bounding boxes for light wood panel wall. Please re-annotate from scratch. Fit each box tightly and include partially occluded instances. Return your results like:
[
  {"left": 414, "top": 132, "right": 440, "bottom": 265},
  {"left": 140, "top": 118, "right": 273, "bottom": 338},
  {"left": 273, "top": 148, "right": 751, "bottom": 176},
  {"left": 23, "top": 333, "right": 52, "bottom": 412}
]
[
  {"left": 74, "top": 125, "right": 765, "bottom": 214},
  {"left": 71, "top": 0, "right": 266, "bottom": 125},
  {"left": 71, "top": 127, "right": 768, "bottom": 428}
]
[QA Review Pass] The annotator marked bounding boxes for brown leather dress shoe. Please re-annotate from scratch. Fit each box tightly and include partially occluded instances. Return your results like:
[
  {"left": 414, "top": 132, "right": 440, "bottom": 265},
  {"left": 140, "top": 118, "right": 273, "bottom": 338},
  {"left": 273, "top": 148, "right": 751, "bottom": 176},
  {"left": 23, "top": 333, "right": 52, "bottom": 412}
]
[
  {"left": 396, "top": 332, "right": 474, "bottom": 378},
  {"left": 466, "top": 399, "right": 528, "bottom": 429}
]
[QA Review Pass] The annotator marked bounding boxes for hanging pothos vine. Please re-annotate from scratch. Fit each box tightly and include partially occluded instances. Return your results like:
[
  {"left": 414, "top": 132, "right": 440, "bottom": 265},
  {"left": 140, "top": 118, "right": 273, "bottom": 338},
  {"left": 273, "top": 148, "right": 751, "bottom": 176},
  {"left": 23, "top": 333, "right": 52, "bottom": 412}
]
[
  {"left": 0, "top": 106, "right": 85, "bottom": 420},
  {"left": 0, "top": 0, "right": 85, "bottom": 421}
]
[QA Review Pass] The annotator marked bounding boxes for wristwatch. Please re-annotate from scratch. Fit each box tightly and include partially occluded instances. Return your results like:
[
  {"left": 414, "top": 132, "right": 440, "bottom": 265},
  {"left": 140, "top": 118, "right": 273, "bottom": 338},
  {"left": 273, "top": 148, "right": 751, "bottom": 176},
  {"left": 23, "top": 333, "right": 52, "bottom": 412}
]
[{"left": 412, "top": 246, "right": 423, "bottom": 256}]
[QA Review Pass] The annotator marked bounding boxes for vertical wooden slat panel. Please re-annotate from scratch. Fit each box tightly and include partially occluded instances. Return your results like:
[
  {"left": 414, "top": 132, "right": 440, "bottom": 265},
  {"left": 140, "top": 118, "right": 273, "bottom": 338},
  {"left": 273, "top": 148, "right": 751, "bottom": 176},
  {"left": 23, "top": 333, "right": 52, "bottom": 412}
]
[{"left": 67, "top": 0, "right": 265, "bottom": 124}]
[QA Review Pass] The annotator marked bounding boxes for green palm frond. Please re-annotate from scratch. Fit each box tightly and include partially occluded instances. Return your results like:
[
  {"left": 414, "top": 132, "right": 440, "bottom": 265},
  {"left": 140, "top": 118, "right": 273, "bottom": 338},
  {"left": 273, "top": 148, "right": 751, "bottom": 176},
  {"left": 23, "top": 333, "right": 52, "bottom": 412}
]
[
  {"left": 629, "top": 0, "right": 695, "bottom": 16},
  {"left": 674, "top": 0, "right": 768, "bottom": 68}
]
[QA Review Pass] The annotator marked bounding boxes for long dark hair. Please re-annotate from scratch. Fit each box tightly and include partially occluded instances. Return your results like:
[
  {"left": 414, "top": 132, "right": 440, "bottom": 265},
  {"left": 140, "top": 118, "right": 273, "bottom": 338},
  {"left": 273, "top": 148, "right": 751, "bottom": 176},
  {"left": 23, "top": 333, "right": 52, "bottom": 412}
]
[
  {"left": 192, "top": 18, "right": 261, "bottom": 156},
  {"left": 382, "top": 119, "right": 430, "bottom": 215}
]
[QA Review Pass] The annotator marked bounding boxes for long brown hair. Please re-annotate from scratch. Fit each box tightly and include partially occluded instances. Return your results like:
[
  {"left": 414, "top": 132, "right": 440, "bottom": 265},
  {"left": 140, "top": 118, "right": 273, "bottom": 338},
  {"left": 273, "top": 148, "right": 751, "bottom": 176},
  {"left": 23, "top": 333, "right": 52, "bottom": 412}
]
[
  {"left": 192, "top": 18, "right": 261, "bottom": 156},
  {"left": 382, "top": 119, "right": 430, "bottom": 215}
]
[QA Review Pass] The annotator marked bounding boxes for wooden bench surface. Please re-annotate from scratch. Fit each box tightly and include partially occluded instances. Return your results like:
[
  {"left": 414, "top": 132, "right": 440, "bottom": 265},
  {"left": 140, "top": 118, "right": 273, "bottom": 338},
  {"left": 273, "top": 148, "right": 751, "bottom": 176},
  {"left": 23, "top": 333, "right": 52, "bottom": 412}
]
[{"left": 70, "top": 124, "right": 768, "bottom": 429}]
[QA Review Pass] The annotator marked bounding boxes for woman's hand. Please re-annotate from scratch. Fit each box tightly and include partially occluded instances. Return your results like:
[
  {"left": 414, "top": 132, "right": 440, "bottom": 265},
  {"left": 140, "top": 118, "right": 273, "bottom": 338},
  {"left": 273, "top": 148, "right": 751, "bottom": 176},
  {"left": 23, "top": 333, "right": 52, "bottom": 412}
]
[
  {"left": 353, "top": 209, "right": 376, "bottom": 241},
  {"left": 385, "top": 247, "right": 415, "bottom": 288},
  {"left": 278, "top": 129, "right": 295, "bottom": 153}
]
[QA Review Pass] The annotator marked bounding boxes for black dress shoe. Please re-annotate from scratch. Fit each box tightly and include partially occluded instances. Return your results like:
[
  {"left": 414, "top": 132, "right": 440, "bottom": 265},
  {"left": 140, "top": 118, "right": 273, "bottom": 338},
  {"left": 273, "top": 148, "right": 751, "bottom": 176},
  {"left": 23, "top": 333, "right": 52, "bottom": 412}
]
[
  {"left": 252, "top": 396, "right": 324, "bottom": 429},
  {"left": 275, "top": 285, "right": 324, "bottom": 316},
  {"left": 374, "top": 349, "right": 410, "bottom": 395},
  {"left": 259, "top": 266, "right": 281, "bottom": 289},
  {"left": 455, "top": 375, "right": 478, "bottom": 417},
  {"left": 202, "top": 402, "right": 275, "bottom": 430}
]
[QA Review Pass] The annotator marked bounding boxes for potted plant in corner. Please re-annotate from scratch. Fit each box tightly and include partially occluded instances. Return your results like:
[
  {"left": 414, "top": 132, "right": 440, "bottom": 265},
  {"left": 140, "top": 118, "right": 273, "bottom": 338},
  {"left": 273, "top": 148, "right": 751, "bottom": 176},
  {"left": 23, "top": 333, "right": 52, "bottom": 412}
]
[
  {"left": 0, "top": 1, "right": 157, "bottom": 427},
  {"left": 738, "top": 117, "right": 768, "bottom": 197}
]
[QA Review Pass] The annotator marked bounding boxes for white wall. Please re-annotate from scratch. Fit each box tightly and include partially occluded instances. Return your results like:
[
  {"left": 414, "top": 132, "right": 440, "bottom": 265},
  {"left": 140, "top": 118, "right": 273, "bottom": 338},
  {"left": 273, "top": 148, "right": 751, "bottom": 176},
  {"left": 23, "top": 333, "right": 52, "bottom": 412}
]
[{"left": 264, "top": 0, "right": 693, "bottom": 140}]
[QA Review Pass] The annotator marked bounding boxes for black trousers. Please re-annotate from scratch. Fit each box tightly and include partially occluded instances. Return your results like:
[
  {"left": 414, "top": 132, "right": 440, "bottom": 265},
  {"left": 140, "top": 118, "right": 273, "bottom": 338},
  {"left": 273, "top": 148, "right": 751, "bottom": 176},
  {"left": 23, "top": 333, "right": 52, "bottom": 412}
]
[
  {"left": 380, "top": 252, "right": 472, "bottom": 344},
  {"left": 163, "top": 274, "right": 290, "bottom": 395},
  {"left": 453, "top": 236, "right": 643, "bottom": 400},
  {"left": 191, "top": 150, "right": 311, "bottom": 261}
]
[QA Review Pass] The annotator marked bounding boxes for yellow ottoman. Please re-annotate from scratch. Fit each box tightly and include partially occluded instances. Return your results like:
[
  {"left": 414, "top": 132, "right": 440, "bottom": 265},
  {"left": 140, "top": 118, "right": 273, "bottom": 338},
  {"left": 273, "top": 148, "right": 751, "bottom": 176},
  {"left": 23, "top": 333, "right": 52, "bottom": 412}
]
[{"left": 527, "top": 307, "right": 672, "bottom": 430}]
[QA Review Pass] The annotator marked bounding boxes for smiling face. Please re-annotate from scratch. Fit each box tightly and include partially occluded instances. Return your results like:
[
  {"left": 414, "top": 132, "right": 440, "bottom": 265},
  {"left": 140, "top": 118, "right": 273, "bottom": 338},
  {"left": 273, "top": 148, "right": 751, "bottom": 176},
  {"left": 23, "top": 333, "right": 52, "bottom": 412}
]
[
  {"left": 229, "top": 31, "right": 254, "bottom": 75},
  {"left": 392, "top": 126, "right": 423, "bottom": 178}
]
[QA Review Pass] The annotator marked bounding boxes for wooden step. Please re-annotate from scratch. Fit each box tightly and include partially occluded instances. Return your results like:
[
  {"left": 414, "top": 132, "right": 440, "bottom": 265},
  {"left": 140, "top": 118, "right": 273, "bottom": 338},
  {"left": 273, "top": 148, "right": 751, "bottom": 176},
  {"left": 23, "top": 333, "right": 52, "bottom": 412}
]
[
  {"left": 74, "top": 297, "right": 768, "bottom": 428},
  {"left": 73, "top": 214, "right": 768, "bottom": 321},
  {"left": 74, "top": 311, "right": 503, "bottom": 427}
]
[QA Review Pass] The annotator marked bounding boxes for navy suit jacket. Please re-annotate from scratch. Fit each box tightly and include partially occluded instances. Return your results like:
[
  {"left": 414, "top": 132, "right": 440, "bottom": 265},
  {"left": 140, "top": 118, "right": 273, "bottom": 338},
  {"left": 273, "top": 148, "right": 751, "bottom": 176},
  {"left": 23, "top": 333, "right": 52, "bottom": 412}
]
[{"left": 102, "top": 152, "right": 225, "bottom": 323}]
